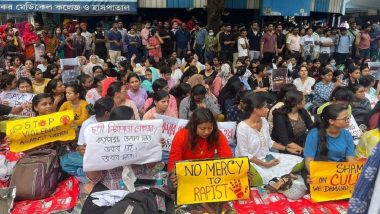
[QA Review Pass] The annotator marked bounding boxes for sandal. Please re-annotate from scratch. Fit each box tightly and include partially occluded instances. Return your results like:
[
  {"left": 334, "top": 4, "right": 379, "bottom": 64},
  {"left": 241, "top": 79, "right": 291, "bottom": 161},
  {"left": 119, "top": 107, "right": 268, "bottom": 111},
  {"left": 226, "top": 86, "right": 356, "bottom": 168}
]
[
  {"left": 278, "top": 174, "right": 293, "bottom": 192},
  {"left": 265, "top": 177, "right": 282, "bottom": 193}
]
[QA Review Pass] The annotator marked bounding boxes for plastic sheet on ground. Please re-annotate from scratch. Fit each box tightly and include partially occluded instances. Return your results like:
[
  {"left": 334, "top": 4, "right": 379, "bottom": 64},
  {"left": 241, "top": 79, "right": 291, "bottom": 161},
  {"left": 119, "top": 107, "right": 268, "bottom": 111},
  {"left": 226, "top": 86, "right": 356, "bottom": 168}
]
[
  {"left": 233, "top": 188, "right": 348, "bottom": 214},
  {"left": 11, "top": 177, "right": 80, "bottom": 214}
]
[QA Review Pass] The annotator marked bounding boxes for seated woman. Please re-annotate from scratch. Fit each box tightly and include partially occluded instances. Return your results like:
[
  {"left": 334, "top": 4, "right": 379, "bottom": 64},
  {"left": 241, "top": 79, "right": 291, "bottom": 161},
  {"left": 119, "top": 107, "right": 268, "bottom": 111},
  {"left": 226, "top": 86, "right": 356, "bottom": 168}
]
[
  {"left": 309, "top": 68, "right": 336, "bottom": 112},
  {"left": 82, "top": 106, "right": 135, "bottom": 214},
  {"left": 316, "top": 86, "right": 354, "bottom": 115},
  {"left": 235, "top": 94, "right": 303, "bottom": 185},
  {"left": 349, "top": 84, "right": 371, "bottom": 129},
  {"left": 272, "top": 90, "right": 313, "bottom": 150},
  {"left": 304, "top": 104, "right": 355, "bottom": 187},
  {"left": 107, "top": 81, "right": 140, "bottom": 120},
  {"left": 168, "top": 108, "right": 233, "bottom": 181},
  {"left": 356, "top": 117, "right": 380, "bottom": 158},
  {"left": 293, "top": 65, "right": 315, "bottom": 96},
  {"left": 143, "top": 90, "right": 171, "bottom": 120},
  {"left": 248, "top": 64, "right": 275, "bottom": 104},
  {"left": 268, "top": 84, "right": 297, "bottom": 132},
  {"left": 143, "top": 78, "right": 178, "bottom": 118},
  {"left": 179, "top": 84, "right": 220, "bottom": 119}
]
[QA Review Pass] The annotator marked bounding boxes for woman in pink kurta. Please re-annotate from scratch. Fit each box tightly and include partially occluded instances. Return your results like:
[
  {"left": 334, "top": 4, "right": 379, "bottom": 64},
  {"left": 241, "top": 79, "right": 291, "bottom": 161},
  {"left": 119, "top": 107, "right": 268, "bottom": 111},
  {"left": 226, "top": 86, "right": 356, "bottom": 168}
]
[{"left": 147, "top": 29, "right": 163, "bottom": 62}]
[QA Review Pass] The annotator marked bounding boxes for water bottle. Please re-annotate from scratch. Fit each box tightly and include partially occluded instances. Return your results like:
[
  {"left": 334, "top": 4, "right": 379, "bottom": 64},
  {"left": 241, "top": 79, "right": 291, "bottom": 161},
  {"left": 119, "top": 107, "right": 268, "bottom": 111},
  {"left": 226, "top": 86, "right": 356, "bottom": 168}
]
[
  {"left": 258, "top": 186, "right": 268, "bottom": 201},
  {"left": 155, "top": 170, "right": 164, "bottom": 187}
]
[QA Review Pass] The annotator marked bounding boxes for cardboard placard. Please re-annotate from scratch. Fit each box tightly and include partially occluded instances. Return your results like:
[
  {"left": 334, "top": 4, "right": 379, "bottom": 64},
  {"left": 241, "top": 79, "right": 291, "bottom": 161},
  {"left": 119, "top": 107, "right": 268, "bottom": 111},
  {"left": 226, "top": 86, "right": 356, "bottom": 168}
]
[
  {"left": 310, "top": 161, "right": 365, "bottom": 203},
  {"left": 6, "top": 110, "right": 76, "bottom": 152},
  {"left": 271, "top": 68, "right": 288, "bottom": 91},
  {"left": 176, "top": 157, "right": 250, "bottom": 205},
  {"left": 83, "top": 119, "right": 163, "bottom": 171}
]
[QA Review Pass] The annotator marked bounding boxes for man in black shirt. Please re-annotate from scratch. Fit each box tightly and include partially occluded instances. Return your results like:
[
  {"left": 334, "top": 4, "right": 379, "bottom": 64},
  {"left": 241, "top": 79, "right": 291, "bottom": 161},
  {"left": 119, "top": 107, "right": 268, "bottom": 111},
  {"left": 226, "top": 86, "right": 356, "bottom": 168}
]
[
  {"left": 247, "top": 22, "right": 262, "bottom": 60},
  {"left": 276, "top": 24, "right": 286, "bottom": 57},
  {"left": 159, "top": 21, "right": 175, "bottom": 59},
  {"left": 219, "top": 23, "right": 235, "bottom": 63}
]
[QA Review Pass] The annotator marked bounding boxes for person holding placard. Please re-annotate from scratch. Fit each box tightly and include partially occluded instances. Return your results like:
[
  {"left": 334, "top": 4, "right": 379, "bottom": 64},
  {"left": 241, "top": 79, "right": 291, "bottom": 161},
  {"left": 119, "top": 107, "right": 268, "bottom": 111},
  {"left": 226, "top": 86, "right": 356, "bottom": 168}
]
[
  {"left": 168, "top": 108, "right": 233, "bottom": 185},
  {"left": 304, "top": 104, "right": 356, "bottom": 187},
  {"left": 82, "top": 106, "right": 135, "bottom": 214},
  {"left": 235, "top": 94, "right": 303, "bottom": 185}
]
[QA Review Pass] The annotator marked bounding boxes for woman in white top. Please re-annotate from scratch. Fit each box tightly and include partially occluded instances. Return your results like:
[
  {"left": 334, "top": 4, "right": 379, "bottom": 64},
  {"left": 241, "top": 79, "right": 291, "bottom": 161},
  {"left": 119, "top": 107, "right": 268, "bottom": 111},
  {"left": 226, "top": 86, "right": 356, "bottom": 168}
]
[
  {"left": 293, "top": 65, "right": 315, "bottom": 96},
  {"left": 235, "top": 94, "right": 303, "bottom": 183}
]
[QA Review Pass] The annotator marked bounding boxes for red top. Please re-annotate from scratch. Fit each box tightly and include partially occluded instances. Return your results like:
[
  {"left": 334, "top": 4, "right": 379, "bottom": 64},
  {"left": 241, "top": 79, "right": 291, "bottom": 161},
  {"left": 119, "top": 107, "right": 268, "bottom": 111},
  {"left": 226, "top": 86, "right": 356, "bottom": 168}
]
[{"left": 167, "top": 128, "right": 233, "bottom": 172}]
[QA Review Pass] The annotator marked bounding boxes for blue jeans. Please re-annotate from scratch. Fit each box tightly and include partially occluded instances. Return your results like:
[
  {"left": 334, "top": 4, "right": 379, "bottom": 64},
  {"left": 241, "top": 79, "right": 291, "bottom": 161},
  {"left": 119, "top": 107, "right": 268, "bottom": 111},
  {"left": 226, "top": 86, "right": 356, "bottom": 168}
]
[{"left": 359, "top": 49, "right": 370, "bottom": 59}]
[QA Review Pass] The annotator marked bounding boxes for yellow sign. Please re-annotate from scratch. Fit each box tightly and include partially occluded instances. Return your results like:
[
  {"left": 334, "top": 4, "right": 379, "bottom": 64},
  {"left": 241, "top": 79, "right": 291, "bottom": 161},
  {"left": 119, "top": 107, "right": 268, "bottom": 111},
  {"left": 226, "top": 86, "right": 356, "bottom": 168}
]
[
  {"left": 310, "top": 161, "right": 365, "bottom": 203},
  {"left": 176, "top": 157, "right": 250, "bottom": 205},
  {"left": 6, "top": 111, "right": 76, "bottom": 152}
]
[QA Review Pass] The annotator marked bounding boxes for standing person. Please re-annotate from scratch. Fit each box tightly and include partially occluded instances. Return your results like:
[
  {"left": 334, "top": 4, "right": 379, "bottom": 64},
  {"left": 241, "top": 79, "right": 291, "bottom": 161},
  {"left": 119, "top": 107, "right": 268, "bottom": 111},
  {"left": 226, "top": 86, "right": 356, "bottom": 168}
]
[
  {"left": 80, "top": 22, "right": 93, "bottom": 59},
  {"left": 276, "top": 24, "right": 286, "bottom": 57},
  {"left": 286, "top": 27, "right": 301, "bottom": 60},
  {"left": 355, "top": 23, "right": 372, "bottom": 59},
  {"left": 247, "top": 21, "right": 262, "bottom": 60},
  {"left": 319, "top": 29, "right": 334, "bottom": 64},
  {"left": 66, "top": 27, "right": 86, "bottom": 58},
  {"left": 219, "top": 23, "right": 235, "bottom": 63},
  {"left": 348, "top": 22, "right": 360, "bottom": 58},
  {"left": 125, "top": 27, "right": 141, "bottom": 62},
  {"left": 117, "top": 20, "right": 127, "bottom": 41},
  {"left": 312, "top": 26, "right": 322, "bottom": 60},
  {"left": 44, "top": 30, "right": 59, "bottom": 56},
  {"left": 147, "top": 28, "right": 163, "bottom": 62},
  {"left": 140, "top": 21, "right": 151, "bottom": 57},
  {"left": 237, "top": 28, "right": 249, "bottom": 58},
  {"left": 55, "top": 27, "right": 66, "bottom": 59},
  {"left": 335, "top": 27, "right": 352, "bottom": 66},
  {"left": 159, "top": 21, "right": 175, "bottom": 59},
  {"left": 22, "top": 23, "right": 39, "bottom": 60},
  {"left": 174, "top": 22, "right": 191, "bottom": 59},
  {"left": 92, "top": 23, "right": 108, "bottom": 61},
  {"left": 260, "top": 23, "right": 278, "bottom": 65},
  {"left": 107, "top": 21, "right": 122, "bottom": 64},
  {"left": 301, "top": 27, "right": 316, "bottom": 61},
  {"left": 204, "top": 29, "right": 218, "bottom": 62},
  {"left": 193, "top": 22, "right": 207, "bottom": 64}
]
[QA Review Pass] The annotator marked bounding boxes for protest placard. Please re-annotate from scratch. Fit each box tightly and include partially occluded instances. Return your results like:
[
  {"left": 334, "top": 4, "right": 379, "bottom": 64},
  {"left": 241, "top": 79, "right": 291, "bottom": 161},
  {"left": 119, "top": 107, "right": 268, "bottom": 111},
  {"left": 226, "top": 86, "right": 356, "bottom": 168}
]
[
  {"left": 310, "top": 161, "right": 365, "bottom": 203},
  {"left": 0, "top": 91, "right": 35, "bottom": 117},
  {"left": 347, "top": 116, "right": 362, "bottom": 140},
  {"left": 83, "top": 119, "right": 163, "bottom": 172},
  {"left": 368, "top": 62, "right": 380, "bottom": 80},
  {"left": 271, "top": 68, "right": 288, "bottom": 91},
  {"left": 156, "top": 115, "right": 236, "bottom": 152},
  {"left": 176, "top": 157, "right": 250, "bottom": 205},
  {"left": 60, "top": 58, "right": 80, "bottom": 84},
  {"left": 6, "top": 110, "right": 76, "bottom": 152}
]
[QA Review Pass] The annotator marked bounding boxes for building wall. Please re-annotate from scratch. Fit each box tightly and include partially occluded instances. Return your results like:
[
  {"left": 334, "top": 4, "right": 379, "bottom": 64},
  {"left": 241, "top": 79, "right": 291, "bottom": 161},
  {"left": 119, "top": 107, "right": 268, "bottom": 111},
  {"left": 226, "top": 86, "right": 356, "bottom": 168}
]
[{"left": 138, "top": 0, "right": 260, "bottom": 9}]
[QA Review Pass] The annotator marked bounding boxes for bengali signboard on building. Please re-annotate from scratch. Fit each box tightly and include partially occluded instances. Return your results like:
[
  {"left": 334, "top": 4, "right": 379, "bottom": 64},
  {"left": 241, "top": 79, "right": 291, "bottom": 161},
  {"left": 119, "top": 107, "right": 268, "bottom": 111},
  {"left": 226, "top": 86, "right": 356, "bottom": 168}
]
[{"left": 0, "top": 0, "right": 137, "bottom": 14}]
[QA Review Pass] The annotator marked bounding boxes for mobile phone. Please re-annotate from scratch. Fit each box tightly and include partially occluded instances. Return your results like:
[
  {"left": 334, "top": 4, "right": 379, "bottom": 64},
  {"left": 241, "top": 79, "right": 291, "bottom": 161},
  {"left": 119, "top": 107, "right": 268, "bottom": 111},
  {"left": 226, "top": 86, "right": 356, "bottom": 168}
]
[{"left": 265, "top": 154, "right": 275, "bottom": 162}]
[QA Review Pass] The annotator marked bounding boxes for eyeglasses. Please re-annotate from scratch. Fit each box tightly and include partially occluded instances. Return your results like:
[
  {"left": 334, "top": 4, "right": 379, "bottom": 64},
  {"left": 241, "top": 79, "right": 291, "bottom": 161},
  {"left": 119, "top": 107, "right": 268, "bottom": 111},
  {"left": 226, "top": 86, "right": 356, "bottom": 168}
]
[{"left": 335, "top": 116, "right": 350, "bottom": 122}]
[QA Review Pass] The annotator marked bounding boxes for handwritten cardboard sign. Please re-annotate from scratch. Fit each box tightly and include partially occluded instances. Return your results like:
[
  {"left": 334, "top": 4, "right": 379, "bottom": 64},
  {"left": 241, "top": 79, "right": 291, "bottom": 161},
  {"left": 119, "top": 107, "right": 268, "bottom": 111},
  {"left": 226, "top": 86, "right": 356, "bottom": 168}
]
[
  {"left": 156, "top": 114, "right": 236, "bottom": 152},
  {"left": 176, "top": 157, "right": 250, "bottom": 205},
  {"left": 310, "top": 161, "right": 365, "bottom": 203},
  {"left": 0, "top": 92, "right": 35, "bottom": 117},
  {"left": 271, "top": 68, "right": 288, "bottom": 91},
  {"left": 347, "top": 116, "right": 362, "bottom": 140},
  {"left": 6, "top": 110, "right": 76, "bottom": 152},
  {"left": 60, "top": 58, "right": 80, "bottom": 84},
  {"left": 83, "top": 119, "right": 163, "bottom": 172}
]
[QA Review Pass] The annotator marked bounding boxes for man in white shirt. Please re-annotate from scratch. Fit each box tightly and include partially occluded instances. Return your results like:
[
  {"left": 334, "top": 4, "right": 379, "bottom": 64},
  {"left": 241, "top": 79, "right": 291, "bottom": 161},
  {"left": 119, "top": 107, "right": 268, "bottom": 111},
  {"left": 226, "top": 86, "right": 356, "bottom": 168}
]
[
  {"left": 301, "top": 27, "right": 315, "bottom": 61},
  {"left": 237, "top": 28, "right": 249, "bottom": 57},
  {"left": 286, "top": 27, "right": 301, "bottom": 60},
  {"left": 80, "top": 22, "right": 93, "bottom": 59},
  {"left": 312, "top": 26, "right": 322, "bottom": 60},
  {"left": 319, "top": 29, "right": 334, "bottom": 64}
]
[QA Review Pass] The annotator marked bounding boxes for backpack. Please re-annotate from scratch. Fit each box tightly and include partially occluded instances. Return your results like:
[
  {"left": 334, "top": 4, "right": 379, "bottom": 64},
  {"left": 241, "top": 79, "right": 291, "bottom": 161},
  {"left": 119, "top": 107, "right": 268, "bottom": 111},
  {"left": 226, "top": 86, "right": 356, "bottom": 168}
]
[
  {"left": 10, "top": 149, "right": 60, "bottom": 201},
  {"left": 104, "top": 188, "right": 175, "bottom": 214}
]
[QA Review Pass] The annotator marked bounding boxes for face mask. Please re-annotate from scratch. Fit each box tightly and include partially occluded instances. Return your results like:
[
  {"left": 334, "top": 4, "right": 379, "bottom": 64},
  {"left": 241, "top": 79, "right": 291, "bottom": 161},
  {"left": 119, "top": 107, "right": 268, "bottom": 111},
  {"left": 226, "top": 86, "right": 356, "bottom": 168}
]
[
  {"left": 209, "top": 32, "right": 214, "bottom": 36},
  {"left": 331, "top": 62, "right": 336, "bottom": 66}
]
